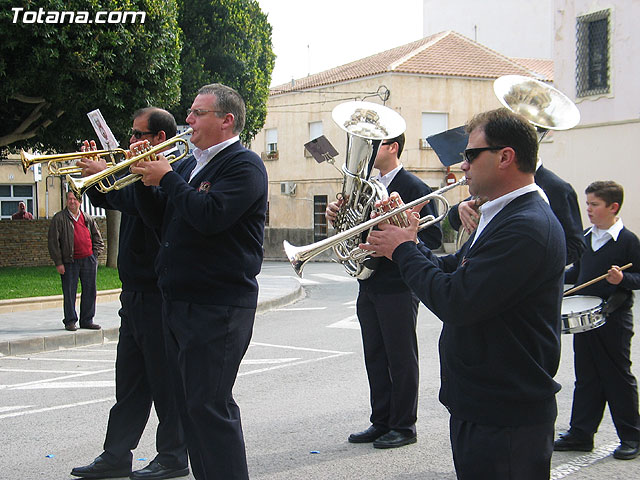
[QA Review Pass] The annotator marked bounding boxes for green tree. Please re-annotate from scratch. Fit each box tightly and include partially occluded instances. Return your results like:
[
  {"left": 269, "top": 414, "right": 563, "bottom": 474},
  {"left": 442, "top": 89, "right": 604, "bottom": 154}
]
[
  {"left": 176, "top": 0, "right": 275, "bottom": 143},
  {"left": 0, "top": 0, "right": 182, "bottom": 150}
]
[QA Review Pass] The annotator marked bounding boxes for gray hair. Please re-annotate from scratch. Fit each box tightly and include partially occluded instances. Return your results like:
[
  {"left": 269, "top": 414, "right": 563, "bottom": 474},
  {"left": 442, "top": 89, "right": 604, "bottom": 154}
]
[{"left": 197, "top": 83, "right": 246, "bottom": 134}]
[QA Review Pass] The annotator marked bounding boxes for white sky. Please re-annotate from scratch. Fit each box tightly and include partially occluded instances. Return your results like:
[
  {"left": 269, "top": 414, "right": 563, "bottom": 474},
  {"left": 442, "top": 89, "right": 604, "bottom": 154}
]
[{"left": 257, "top": 0, "right": 424, "bottom": 87}]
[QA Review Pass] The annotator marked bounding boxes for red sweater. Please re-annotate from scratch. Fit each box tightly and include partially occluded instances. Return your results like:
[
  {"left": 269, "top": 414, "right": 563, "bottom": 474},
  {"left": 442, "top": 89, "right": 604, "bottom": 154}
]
[{"left": 72, "top": 213, "right": 93, "bottom": 259}]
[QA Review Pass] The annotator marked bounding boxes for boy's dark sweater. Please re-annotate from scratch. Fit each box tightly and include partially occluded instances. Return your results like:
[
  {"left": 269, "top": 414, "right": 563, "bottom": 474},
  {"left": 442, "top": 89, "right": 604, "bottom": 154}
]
[{"left": 565, "top": 227, "right": 640, "bottom": 309}]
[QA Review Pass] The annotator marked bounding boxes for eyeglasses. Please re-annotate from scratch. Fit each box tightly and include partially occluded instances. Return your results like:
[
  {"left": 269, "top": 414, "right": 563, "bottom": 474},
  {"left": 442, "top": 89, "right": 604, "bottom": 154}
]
[
  {"left": 130, "top": 129, "right": 155, "bottom": 139},
  {"left": 186, "top": 108, "right": 225, "bottom": 117},
  {"left": 462, "top": 146, "right": 509, "bottom": 163},
  {"left": 381, "top": 141, "right": 395, "bottom": 146}
]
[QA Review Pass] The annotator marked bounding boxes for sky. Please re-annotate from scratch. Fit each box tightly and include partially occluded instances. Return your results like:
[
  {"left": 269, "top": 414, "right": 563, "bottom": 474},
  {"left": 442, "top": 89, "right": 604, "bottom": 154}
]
[{"left": 257, "top": 0, "right": 424, "bottom": 87}]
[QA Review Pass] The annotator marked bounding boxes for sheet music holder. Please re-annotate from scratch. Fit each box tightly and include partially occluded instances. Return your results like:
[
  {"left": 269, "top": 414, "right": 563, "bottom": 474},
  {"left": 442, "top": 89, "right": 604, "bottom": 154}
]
[
  {"left": 426, "top": 126, "right": 469, "bottom": 167},
  {"left": 304, "top": 135, "right": 339, "bottom": 164}
]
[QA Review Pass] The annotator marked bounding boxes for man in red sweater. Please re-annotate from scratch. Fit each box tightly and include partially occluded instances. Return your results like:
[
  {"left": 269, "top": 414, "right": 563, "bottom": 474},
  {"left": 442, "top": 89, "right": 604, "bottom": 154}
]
[{"left": 48, "top": 191, "right": 104, "bottom": 331}]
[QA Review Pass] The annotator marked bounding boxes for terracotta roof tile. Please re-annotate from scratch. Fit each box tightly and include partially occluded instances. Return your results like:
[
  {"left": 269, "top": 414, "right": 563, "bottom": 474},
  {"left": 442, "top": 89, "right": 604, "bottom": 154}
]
[{"left": 270, "top": 31, "right": 552, "bottom": 95}]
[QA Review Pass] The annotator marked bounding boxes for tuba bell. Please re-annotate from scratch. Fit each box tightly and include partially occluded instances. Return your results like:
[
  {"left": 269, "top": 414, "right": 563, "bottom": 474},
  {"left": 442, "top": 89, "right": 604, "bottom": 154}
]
[{"left": 325, "top": 101, "right": 406, "bottom": 279}]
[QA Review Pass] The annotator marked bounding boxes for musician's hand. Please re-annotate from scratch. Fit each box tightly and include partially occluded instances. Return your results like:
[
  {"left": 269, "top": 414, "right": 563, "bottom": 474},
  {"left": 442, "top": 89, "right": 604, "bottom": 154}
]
[
  {"left": 326, "top": 199, "right": 343, "bottom": 226},
  {"left": 458, "top": 199, "right": 481, "bottom": 233},
  {"left": 606, "top": 265, "right": 624, "bottom": 285},
  {"left": 78, "top": 140, "right": 108, "bottom": 176},
  {"left": 129, "top": 154, "right": 170, "bottom": 186},
  {"left": 359, "top": 204, "right": 420, "bottom": 260}
]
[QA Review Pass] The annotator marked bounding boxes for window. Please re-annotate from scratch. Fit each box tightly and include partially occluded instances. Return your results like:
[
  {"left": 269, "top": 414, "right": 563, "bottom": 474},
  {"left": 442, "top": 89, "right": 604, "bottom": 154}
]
[
  {"left": 0, "top": 184, "right": 35, "bottom": 219},
  {"left": 265, "top": 128, "right": 278, "bottom": 157},
  {"left": 265, "top": 201, "right": 269, "bottom": 227},
  {"left": 421, "top": 113, "right": 448, "bottom": 139},
  {"left": 309, "top": 121, "right": 323, "bottom": 141},
  {"left": 576, "top": 9, "right": 610, "bottom": 97},
  {"left": 313, "top": 195, "right": 328, "bottom": 242}
]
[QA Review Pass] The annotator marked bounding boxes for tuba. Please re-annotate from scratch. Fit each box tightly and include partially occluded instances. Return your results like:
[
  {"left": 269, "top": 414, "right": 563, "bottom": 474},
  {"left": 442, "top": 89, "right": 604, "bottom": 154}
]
[
  {"left": 454, "top": 75, "right": 582, "bottom": 248},
  {"left": 326, "top": 101, "right": 406, "bottom": 279}
]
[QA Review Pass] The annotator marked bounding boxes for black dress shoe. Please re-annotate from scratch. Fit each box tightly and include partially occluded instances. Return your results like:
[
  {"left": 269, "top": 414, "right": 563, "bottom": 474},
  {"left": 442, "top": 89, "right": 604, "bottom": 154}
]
[
  {"left": 613, "top": 440, "right": 640, "bottom": 460},
  {"left": 130, "top": 460, "right": 189, "bottom": 479},
  {"left": 80, "top": 322, "right": 102, "bottom": 330},
  {"left": 553, "top": 431, "right": 594, "bottom": 452},
  {"left": 348, "top": 425, "right": 389, "bottom": 443},
  {"left": 373, "top": 429, "right": 417, "bottom": 449},
  {"left": 65, "top": 322, "right": 78, "bottom": 331},
  {"left": 70, "top": 456, "right": 131, "bottom": 478}
]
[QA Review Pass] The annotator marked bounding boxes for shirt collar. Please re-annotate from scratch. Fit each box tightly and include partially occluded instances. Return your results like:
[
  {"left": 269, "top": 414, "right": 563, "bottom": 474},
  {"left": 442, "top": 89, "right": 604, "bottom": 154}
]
[
  {"left": 193, "top": 135, "right": 239, "bottom": 164},
  {"left": 373, "top": 164, "right": 403, "bottom": 189},
  {"left": 586, "top": 217, "right": 624, "bottom": 241}
]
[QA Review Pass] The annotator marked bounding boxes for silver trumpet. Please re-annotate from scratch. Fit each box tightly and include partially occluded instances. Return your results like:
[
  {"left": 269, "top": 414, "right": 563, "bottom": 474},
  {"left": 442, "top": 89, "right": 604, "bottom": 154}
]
[{"left": 284, "top": 178, "right": 467, "bottom": 277}]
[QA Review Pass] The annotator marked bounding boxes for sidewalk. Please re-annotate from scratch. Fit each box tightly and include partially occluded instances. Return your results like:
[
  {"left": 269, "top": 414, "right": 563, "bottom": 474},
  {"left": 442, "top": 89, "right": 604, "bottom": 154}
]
[{"left": 0, "top": 262, "right": 303, "bottom": 357}]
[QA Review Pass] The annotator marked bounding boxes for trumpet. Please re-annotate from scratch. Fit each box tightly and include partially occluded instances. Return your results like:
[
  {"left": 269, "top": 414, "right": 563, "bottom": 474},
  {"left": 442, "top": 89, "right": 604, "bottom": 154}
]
[
  {"left": 284, "top": 178, "right": 467, "bottom": 277},
  {"left": 67, "top": 128, "right": 192, "bottom": 197},
  {"left": 20, "top": 148, "right": 124, "bottom": 175}
]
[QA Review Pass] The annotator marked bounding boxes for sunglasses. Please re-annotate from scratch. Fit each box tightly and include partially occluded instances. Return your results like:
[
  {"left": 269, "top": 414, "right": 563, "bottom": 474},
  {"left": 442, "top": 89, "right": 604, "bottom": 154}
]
[
  {"left": 130, "top": 129, "right": 155, "bottom": 139},
  {"left": 463, "top": 146, "right": 509, "bottom": 163}
]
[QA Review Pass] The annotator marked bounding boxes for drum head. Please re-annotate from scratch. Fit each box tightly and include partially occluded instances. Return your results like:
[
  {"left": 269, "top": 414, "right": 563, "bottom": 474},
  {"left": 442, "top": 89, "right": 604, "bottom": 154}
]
[{"left": 561, "top": 295, "right": 602, "bottom": 315}]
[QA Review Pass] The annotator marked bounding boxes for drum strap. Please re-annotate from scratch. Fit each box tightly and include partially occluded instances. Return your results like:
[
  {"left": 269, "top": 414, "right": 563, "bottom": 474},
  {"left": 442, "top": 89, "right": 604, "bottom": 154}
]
[{"left": 602, "top": 290, "right": 632, "bottom": 316}]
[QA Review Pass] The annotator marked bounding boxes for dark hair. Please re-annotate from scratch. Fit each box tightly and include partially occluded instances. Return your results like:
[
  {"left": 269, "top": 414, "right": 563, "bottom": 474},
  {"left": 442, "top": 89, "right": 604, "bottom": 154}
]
[
  {"left": 386, "top": 132, "right": 405, "bottom": 157},
  {"left": 132, "top": 107, "right": 177, "bottom": 138},
  {"left": 465, "top": 107, "right": 538, "bottom": 173},
  {"left": 585, "top": 180, "right": 624, "bottom": 213},
  {"left": 197, "top": 83, "right": 246, "bottom": 134}
]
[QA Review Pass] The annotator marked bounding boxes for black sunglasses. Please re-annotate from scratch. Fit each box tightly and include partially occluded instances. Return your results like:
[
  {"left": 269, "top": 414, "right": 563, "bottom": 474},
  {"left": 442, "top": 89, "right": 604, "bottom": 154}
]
[
  {"left": 463, "top": 146, "right": 509, "bottom": 163},
  {"left": 130, "top": 129, "right": 155, "bottom": 139}
]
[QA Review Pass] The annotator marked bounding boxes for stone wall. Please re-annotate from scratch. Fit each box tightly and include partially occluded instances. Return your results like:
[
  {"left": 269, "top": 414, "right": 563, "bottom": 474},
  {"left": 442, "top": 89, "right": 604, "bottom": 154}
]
[{"left": 0, "top": 218, "right": 108, "bottom": 268}]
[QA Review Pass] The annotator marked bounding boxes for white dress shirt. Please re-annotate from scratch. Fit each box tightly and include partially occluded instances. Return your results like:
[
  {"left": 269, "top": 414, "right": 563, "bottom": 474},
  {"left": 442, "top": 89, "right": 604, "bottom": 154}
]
[
  {"left": 188, "top": 136, "right": 240, "bottom": 182},
  {"left": 587, "top": 218, "right": 624, "bottom": 251}
]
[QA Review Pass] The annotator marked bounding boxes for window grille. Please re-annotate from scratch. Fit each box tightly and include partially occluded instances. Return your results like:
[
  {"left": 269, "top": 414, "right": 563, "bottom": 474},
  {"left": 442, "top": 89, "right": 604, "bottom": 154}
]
[
  {"left": 313, "top": 195, "right": 328, "bottom": 242},
  {"left": 576, "top": 9, "right": 610, "bottom": 97}
]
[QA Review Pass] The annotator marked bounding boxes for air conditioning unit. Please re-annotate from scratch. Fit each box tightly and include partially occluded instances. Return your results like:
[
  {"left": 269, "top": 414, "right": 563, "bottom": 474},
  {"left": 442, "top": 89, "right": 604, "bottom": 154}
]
[
  {"left": 419, "top": 138, "right": 430, "bottom": 150},
  {"left": 280, "top": 181, "right": 297, "bottom": 196}
]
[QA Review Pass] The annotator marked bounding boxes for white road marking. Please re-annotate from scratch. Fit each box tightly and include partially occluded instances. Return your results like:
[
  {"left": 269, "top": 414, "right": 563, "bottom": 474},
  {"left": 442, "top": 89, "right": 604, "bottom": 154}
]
[
  {"left": 311, "top": 273, "right": 356, "bottom": 283},
  {"left": 0, "top": 368, "right": 93, "bottom": 374},
  {"left": 272, "top": 307, "right": 327, "bottom": 311},
  {"left": 250, "top": 342, "right": 349, "bottom": 355},
  {"left": 239, "top": 352, "right": 351, "bottom": 376},
  {"left": 0, "top": 397, "right": 114, "bottom": 420},
  {"left": 327, "top": 315, "right": 360, "bottom": 330},
  {"left": 0, "top": 368, "right": 114, "bottom": 390},
  {"left": 550, "top": 444, "right": 618, "bottom": 479},
  {"left": 0, "top": 406, "right": 33, "bottom": 413},
  {"left": 13, "top": 381, "right": 115, "bottom": 389},
  {"left": 243, "top": 358, "right": 301, "bottom": 365},
  {"left": 2, "top": 356, "right": 114, "bottom": 363}
]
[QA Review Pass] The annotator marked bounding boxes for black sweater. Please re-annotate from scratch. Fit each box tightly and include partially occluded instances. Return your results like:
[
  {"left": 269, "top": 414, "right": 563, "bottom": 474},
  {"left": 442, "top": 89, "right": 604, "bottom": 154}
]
[
  {"left": 393, "top": 192, "right": 565, "bottom": 426},
  {"left": 135, "top": 141, "right": 268, "bottom": 308},
  {"left": 565, "top": 227, "right": 640, "bottom": 309}
]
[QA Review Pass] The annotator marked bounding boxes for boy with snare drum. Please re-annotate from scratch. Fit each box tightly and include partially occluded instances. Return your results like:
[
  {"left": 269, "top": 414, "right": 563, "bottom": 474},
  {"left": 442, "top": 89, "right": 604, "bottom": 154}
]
[{"left": 555, "top": 180, "right": 640, "bottom": 460}]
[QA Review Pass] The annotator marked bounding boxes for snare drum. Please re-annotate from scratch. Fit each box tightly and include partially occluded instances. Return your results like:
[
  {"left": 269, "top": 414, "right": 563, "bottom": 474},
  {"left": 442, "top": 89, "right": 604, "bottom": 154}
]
[{"left": 561, "top": 295, "right": 606, "bottom": 334}]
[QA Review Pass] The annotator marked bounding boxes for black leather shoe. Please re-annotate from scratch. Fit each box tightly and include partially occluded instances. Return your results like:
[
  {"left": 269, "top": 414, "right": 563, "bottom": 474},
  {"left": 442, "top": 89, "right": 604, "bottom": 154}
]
[
  {"left": 130, "top": 460, "right": 189, "bottom": 479},
  {"left": 70, "top": 456, "right": 131, "bottom": 478},
  {"left": 80, "top": 323, "right": 102, "bottom": 330},
  {"left": 613, "top": 440, "right": 640, "bottom": 460},
  {"left": 553, "top": 431, "right": 594, "bottom": 452},
  {"left": 348, "top": 425, "right": 389, "bottom": 443},
  {"left": 373, "top": 429, "right": 417, "bottom": 449},
  {"left": 65, "top": 322, "right": 78, "bottom": 331}
]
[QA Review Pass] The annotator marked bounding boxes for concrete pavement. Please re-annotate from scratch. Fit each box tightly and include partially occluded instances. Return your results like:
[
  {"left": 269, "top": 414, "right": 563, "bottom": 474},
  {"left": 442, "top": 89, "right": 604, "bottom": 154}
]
[{"left": 0, "top": 261, "right": 303, "bottom": 357}]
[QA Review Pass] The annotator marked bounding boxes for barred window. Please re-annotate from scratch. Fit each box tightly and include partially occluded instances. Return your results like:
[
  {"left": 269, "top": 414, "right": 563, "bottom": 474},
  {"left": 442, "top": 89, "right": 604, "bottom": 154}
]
[
  {"left": 313, "top": 195, "right": 328, "bottom": 242},
  {"left": 576, "top": 9, "right": 610, "bottom": 97}
]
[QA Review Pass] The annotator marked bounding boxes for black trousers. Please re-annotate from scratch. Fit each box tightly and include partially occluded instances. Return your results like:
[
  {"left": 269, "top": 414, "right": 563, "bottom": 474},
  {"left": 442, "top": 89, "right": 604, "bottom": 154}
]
[
  {"left": 450, "top": 416, "right": 555, "bottom": 480},
  {"left": 60, "top": 254, "right": 97, "bottom": 326},
  {"left": 101, "top": 291, "right": 187, "bottom": 469},
  {"left": 356, "top": 286, "right": 419, "bottom": 434},
  {"left": 569, "top": 308, "right": 640, "bottom": 442},
  {"left": 162, "top": 300, "right": 255, "bottom": 480}
]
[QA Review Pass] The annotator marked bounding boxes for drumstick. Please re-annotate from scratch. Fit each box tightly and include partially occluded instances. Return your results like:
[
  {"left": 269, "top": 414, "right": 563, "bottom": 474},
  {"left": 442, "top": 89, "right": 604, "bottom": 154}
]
[{"left": 563, "top": 263, "right": 633, "bottom": 296}]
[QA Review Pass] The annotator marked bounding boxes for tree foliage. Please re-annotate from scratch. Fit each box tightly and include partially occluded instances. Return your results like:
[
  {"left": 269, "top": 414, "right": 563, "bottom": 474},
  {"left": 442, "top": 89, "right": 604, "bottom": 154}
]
[
  {"left": 0, "top": 0, "right": 182, "bottom": 151},
  {"left": 176, "top": 0, "right": 275, "bottom": 143}
]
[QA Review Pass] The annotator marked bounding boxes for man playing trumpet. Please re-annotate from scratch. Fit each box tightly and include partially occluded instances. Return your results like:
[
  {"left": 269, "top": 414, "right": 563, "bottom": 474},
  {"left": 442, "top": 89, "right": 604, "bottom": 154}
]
[{"left": 360, "top": 108, "right": 565, "bottom": 479}]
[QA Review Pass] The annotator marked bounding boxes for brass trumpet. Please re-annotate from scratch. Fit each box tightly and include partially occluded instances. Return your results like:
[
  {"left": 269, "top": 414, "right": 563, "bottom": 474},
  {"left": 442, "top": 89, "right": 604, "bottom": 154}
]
[
  {"left": 284, "top": 178, "right": 467, "bottom": 277},
  {"left": 20, "top": 148, "right": 124, "bottom": 175},
  {"left": 67, "top": 128, "right": 192, "bottom": 198}
]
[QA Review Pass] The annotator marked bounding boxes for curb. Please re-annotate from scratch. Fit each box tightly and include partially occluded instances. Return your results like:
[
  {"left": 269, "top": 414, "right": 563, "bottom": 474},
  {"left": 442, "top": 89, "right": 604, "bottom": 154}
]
[
  {"left": 0, "top": 289, "right": 122, "bottom": 314},
  {"left": 0, "top": 284, "right": 304, "bottom": 358}
]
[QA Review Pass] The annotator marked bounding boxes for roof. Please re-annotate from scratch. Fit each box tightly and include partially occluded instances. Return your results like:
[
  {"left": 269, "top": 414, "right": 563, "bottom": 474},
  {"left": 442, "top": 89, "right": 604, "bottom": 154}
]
[{"left": 270, "top": 31, "right": 552, "bottom": 95}]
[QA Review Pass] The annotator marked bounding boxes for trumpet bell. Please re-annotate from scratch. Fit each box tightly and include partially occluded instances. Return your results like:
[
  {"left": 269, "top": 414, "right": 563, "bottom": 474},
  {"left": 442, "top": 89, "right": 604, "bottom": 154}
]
[{"left": 494, "top": 75, "right": 580, "bottom": 131}]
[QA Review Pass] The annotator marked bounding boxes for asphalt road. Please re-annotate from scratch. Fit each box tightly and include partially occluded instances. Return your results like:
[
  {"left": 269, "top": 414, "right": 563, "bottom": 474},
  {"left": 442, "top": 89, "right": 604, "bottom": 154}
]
[{"left": 1, "top": 261, "right": 639, "bottom": 479}]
